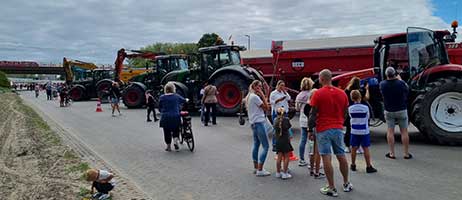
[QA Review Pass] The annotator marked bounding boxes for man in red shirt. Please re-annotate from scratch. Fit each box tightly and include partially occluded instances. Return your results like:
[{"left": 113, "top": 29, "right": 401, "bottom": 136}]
[{"left": 308, "top": 69, "right": 353, "bottom": 197}]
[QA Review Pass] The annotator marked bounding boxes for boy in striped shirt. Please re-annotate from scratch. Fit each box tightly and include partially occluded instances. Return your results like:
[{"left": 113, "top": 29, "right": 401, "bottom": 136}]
[{"left": 348, "top": 90, "right": 377, "bottom": 173}]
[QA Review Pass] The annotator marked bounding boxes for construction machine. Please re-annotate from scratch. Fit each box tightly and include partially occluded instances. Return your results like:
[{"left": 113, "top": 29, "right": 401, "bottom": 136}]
[
  {"left": 63, "top": 57, "right": 114, "bottom": 101},
  {"left": 122, "top": 54, "right": 189, "bottom": 108},
  {"left": 332, "top": 21, "right": 462, "bottom": 145}
]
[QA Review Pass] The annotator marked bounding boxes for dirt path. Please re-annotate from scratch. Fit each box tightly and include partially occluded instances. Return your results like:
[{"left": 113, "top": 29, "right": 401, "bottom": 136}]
[{"left": 0, "top": 92, "right": 150, "bottom": 200}]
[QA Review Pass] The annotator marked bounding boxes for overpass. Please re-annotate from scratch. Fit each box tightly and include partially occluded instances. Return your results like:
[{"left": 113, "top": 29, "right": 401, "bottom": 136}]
[{"left": 0, "top": 65, "right": 65, "bottom": 75}]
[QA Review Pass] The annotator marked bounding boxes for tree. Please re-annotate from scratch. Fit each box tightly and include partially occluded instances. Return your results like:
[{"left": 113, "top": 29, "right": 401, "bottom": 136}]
[{"left": 197, "top": 33, "right": 225, "bottom": 48}]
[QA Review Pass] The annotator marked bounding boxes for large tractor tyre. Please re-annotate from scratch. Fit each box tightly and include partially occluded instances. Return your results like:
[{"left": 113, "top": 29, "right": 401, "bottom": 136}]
[
  {"left": 69, "top": 86, "right": 85, "bottom": 101},
  {"left": 213, "top": 74, "right": 248, "bottom": 115},
  {"left": 411, "top": 77, "right": 462, "bottom": 145},
  {"left": 122, "top": 85, "right": 145, "bottom": 108},
  {"left": 96, "top": 80, "right": 112, "bottom": 101}
]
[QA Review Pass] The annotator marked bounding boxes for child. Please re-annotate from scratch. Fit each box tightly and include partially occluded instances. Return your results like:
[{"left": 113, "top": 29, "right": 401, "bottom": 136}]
[
  {"left": 86, "top": 168, "right": 115, "bottom": 200},
  {"left": 273, "top": 107, "right": 293, "bottom": 179},
  {"left": 348, "top": 90, "right": 377, "bottom": 173},
  {"left": 146, "top": 90, "right": 159, "bottom": 122},
  {"left": 304, "top": 89, "right": 325, "bottom": 179}
]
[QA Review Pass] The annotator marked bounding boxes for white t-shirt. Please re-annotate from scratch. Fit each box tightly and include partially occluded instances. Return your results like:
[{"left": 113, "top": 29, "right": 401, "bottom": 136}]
[
  {"left": 295, "top": 90, "right": 314, "bottom": 128},
  {"left": 247, "top": 93, "right": 266, "bottom": 124},
  {"left": 269, "top": 90, "right": 290, "bottom": 113},
  {"left": 97, "top": 169, "right": 116, "bottom": 186},
  {"left": 348, "top": 104, "right": 370, "bottom": 135}
]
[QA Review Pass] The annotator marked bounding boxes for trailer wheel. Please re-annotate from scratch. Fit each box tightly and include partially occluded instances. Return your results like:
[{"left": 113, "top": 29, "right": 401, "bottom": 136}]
[
  {"left": 69, "top": 86, "right": 85, "bottom": 101},
  {"left": 411, "top": 77, "right": 462, "bottom": 145},
  {"left": 122, "top": 85, "right": 145, "bottom": 108},
  {"left": 213, "top": 74, "right": 248, "bottom": 115}
]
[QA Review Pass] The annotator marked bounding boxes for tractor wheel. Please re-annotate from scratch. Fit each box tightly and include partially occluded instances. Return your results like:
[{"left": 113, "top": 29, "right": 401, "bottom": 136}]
[
  {"left": 69, "top": 86, "right": 85, "bottom": 101},
  {"left": 213, "top": 74, "right": 248, "bottom": 115},
  {"left": 411, "top": 77, "right": 462, "bottom": 145},
  {"left": 96, "top": 80, "right": 112, "bottom": 101},
  {"left": 122, "top": 85, "right": 145, "bottom": 108}
]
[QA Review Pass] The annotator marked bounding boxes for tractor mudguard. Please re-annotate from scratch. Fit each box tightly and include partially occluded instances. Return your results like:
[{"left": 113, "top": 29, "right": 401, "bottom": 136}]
[
  {"left": 124, "top": 82, "right": 147, "bottom": 93},
  {"left": 209, "top": 65, "right": 254, "bottom": 83}
]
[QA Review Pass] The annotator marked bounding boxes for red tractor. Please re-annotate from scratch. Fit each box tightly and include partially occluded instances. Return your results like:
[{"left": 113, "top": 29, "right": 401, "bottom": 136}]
[{"left": 333, "top": 23, "right": 462, "bottom": 145}]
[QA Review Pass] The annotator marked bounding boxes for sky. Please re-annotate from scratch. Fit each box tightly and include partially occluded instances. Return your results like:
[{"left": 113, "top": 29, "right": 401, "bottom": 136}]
[{"left": 0, "top": 0, "right": 460, "bottom": 64}]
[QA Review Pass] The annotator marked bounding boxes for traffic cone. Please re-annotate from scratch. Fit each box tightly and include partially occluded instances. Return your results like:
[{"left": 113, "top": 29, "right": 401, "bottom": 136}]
[{"left": 95, "top": 98, "right": 103, "bottom": 112}]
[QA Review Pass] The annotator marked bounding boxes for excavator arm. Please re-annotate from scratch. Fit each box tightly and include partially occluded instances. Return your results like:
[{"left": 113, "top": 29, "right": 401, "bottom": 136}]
[
  {"left": 63, "top": 57, "right": 98, "bottom": 84},
  {"left": 114, "top": 48, "right": 158, "bottom": 82}
]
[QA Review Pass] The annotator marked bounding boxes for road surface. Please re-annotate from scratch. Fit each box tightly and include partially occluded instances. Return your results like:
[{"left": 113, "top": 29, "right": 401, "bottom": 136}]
[{"left": 20, "top": 91, "right": 462, "bottom": 200}]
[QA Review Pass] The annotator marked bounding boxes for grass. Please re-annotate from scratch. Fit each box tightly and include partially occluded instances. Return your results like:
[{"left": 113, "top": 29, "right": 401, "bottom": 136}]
[
  {"left": 0, "top": 86, "right": 11, "bottom": 93},
  {"left": 63, "top": 150, "right": 79, "bottom": 160},
  {"left": 66, "top": 162, "right": 90, "bottom": 174}
]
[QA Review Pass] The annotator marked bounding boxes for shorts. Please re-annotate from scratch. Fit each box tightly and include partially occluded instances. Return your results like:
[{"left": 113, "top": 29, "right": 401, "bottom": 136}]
[
  {"left": 111, "top": 98, "right": 119, "bottom": 104},
  {"left": 385, "top": 110, "right": 408, "bottom": 129},
  {"left": 316, "top": 129, "right": 345, "bottom": 155},
  {"left": 350, "top": 134, "right": 371, "bottom": 147}
]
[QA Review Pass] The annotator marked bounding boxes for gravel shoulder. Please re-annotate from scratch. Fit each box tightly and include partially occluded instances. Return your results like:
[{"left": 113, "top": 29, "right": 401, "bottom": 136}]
[{"left": 0, "top": 91, "right": 150, "bottom": 200}]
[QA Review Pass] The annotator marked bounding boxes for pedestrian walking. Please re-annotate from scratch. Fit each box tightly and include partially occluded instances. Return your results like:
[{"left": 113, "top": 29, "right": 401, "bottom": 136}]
[
  {"left": 269, "top": 80, "right": 291, "bottom": 151},
  {"left": 348, "top": 90, "right": 377, "bottom": 173},
  {"left": 46, "top": 83, "right": 52, "bottom": 100},
  {"left": 295, "top": 77, "right": 314, "bottom": 166},
  {"left": 202, "top": 81, "right": 218, "bottom": 126},
  {"left": 159, "top": 82, "right": 186, "bottom": 151},
  {"left": 380, "top": 67, "right": 412, "bottom": 159},
  {"left": 109, "top": 82, "right": 122, "bottom": 117},
  {"left": 308, "top": 69, "right": 353, "bottom": 197},
  {"left": 274, "top": 107, "right": 294, "bottom": 179},
  {"left": 34, "top": 84, "right": 40, "bottom": 98},
  {"left": 245, "top": 80, "right": 271, "bottom": 176},
  {"left": 145, "top": 90, "right": 159, "bottom": 122},
  {"left": 85, "top": 168, "right": 115, "bottom": 200}
]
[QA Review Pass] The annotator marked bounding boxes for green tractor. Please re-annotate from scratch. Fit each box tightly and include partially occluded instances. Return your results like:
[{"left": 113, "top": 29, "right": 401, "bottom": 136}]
[
  {"left": 122, "top": 54, "right": 189, "bottom": 108},
  {"left": 161, "top": 45, "right": 268, "bottom": 115}
]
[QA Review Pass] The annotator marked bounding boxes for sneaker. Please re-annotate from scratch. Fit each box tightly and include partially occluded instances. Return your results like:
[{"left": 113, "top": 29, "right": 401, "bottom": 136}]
[
  {"left": 92, "top": 192, "right": 102, "bottom": 199},
  {"left": 357, "top": 148, "right": 364, "bottom": 154},
  {"left": 366, "top": 166, "right": 378, "bottom": 173},
  {"left": 275, "top": 172, "right": 282, "bottom": 178},
  {"left": 345, "top": 147, "right": 351, "bottom": 153},
  {"left": 298, "top": 160, "right": 308, "bottom": 166},
  {"left": 154, "top": 119, "right": 159, "bottom": 122},
  {"left": 350, "top": 164, "right": 357, "bottom": 171},
  {"left": 309, "top": 171, "right": 314, "bottom": 176},
  {"left": 343, "top": 182, "right": 353, "bottom": 192},
  {"left": 98, "top": 193, "right": 110, "bottom": 200},
  {"left": 281, "top": 172, "right": 292, "bottom": 179},
  {"left": 320, "top": 186, "right": 338, "bottom": 197},
  {"left": 256, "top": 169, "right": 271, "bottom": 177},
  {"left": 112, "top": 114, "right": 116, "bottom": 117},
  {"left": 314, "top": 173, "right": 326, "bottom": 179},
  {"left": 147, "top": 119, "right": 152, "bottom": 122},
  {"left": 165, "top": 145, "right": 172, "bottom": 152},
  {"left": 174, "top": 138, "right": 179, "bottom": 151}
]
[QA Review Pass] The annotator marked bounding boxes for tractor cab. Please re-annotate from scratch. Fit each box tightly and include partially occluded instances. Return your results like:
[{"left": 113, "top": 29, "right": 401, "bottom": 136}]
[
  {"left": 156, "top": 54, "right": 189, "bottom": 73},
  {"left": 199, "top": 45, "right": 245, "bottom": 77},
  {"left": 374, "top": 27, "right": 453, "bottom": 87}
]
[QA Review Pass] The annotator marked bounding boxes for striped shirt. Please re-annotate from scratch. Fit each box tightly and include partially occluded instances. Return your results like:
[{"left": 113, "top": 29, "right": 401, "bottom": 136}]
[{"left": 348, "top": 103, "right": 370, "bottom": 135}]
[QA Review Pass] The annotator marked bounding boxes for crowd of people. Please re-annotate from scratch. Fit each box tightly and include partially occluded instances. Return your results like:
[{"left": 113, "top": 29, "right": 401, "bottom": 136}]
[{"left": 245, "top": 68, "right": 411, "bottom": 197}]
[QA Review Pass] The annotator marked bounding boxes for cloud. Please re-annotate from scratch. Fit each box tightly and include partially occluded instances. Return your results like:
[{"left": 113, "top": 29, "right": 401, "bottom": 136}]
[{"left": 0, "top": 0, "right": 450, "bottom": 64}]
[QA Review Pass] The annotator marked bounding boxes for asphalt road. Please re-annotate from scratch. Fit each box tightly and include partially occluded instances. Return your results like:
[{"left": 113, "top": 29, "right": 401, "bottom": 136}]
[{"left": 20, "top": 91, "right": 462, "bottom": 200}]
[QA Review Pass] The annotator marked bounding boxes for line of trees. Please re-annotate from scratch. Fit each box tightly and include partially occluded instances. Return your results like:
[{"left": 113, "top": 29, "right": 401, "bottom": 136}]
[{"left": 128, "top": 33, "right": 225, "bottom": 68}]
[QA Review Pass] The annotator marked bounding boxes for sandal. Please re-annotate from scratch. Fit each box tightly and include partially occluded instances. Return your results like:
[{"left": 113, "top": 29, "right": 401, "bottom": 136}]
[
  {"left": 385, "top": 153, "right": 396, "bottom": 159},
  {"left": 404, "top": 154, "right": 413, "bottom": 159}
]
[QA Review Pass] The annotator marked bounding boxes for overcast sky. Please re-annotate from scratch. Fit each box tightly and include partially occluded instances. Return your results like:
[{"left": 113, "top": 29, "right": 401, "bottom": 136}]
[{"left": 0, "top": 0, "right": 459, "bottom": 64}]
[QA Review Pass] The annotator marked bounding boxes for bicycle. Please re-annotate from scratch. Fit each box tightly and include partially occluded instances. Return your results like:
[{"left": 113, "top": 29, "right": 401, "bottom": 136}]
[{"left": 179, "top": 110, "right": 194, "bottom": 152}]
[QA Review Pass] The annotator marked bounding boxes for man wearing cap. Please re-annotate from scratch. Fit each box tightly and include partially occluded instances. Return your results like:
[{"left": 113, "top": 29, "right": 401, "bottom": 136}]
[{"left": 380, "top": 67, "right": 412, "bottom": 160}]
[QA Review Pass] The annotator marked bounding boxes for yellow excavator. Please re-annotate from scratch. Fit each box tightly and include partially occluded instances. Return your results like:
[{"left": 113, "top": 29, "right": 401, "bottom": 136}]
[{"left": 63, "top": 57, "right": 114, "bottom": 101}]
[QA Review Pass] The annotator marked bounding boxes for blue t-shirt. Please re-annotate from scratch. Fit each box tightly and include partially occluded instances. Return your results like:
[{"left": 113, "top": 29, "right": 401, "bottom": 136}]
[{"left": 379, "top": 79, "right": 409, "bottom": 112}]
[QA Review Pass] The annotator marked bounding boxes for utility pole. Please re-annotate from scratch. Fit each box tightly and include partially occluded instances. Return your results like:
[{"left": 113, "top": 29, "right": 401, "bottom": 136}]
[{"left": 244, "top": 35, "right": 251, "bottom": 50}]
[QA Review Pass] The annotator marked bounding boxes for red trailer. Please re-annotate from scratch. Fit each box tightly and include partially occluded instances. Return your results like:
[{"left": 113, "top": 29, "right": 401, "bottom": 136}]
[{"left": 242, "top": 35, "right": 462, "bottom": 89}]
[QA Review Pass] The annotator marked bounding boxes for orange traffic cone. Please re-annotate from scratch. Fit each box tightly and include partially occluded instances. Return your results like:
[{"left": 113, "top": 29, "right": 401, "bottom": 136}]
[{"left": 95, "top": 98, "right": 103, "bottom": 112}]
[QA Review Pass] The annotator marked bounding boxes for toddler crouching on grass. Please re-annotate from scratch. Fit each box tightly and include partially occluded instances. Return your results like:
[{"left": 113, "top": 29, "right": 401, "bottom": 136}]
[{"left": 86, "top": 168, "right": 115, "bottom": 200}]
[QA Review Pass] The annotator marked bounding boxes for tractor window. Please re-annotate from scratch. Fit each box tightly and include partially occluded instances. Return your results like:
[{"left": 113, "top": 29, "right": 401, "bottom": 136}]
[
  {"left": 407, "top": 27, "right": 447, "bottom": 78},
  {"left": 178, "top": 58, "right": 188, "bottom": 70},
  {"left": 202, "top": 52, "right": 220, "bottom": 72},
  {"left": 219, "top": 51, "right": 231, "bottom": 66},
  {"left": 230, "top": 50, "right": 241, "bottom": 65}
]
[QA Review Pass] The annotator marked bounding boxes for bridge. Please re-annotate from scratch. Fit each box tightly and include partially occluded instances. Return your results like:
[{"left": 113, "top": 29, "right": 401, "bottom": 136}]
[{"left": 0, "top": 65, "right": 65, "bottom": 75}]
